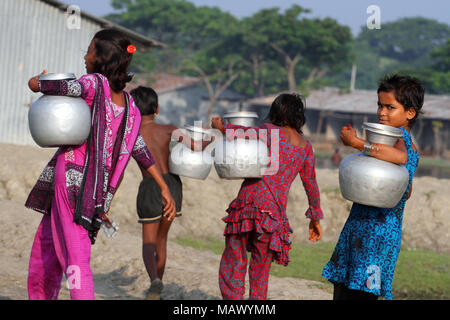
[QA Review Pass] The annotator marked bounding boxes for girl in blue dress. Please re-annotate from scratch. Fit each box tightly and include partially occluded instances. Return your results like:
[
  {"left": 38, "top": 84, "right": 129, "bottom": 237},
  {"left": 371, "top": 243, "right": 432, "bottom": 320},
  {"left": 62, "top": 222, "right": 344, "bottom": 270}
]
[{"left": 322, "top": 74, "right": 424, "bottom": 300}]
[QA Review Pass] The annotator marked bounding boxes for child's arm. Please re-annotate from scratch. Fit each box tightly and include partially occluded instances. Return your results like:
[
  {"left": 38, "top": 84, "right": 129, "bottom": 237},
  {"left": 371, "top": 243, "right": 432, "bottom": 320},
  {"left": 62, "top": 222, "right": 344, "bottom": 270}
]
[
  {"left": 146, "top": 165, "right": 177, "bottom": 221},
  {"left": 211, "top": 117, "right": 266, "bottom": 142},
  {"left": 341, "top": 125, "right": 408, "bottom": 165},
  {"left": 28, "top": 72, "right": 99, "bottom": 107},
  {"left": 299, "top": 146, "right": 324, "bottom": 221},
  {"left": 28, "top": 70, "right": 47, "bottom": 92},
  {"left": 211, "top": 117, "right": 225, "bottom": 133},
  {"left": 132, "top": 135, "right": 156, "bottom": 169},
  {"left": 172, "top": 127, "right": 215, "bottom": 151},
  {"left": 299, "top": 145, "right": 323, "bottom": 242}
]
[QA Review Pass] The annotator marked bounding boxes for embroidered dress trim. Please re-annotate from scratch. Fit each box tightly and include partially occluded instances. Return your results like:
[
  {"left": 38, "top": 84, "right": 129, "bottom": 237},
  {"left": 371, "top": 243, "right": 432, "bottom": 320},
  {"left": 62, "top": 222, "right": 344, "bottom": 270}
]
[
  {"left": 39, "top": 166, "right": 55, "bottom": 183},
  {"left": 67, "top": 80, "right": 82, "bottom": 97}
]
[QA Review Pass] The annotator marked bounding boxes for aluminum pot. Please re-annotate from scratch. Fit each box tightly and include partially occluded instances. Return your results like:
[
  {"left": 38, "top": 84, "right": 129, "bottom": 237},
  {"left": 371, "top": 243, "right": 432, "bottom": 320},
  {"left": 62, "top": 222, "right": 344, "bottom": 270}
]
[
  {"left": 362, "top": 122, "right": 404, "bottom": 145},
  {"left": 222, "top": 111, "right": 258, "bottom": 127},
  {"left": 339, "top": 122, "right": 409, "bottom": 208},
  {"left": 168, "top": 126, "right": 213, "bottom": 180},
  {"left": 214, "top": 138, "right": 270, "bottom": 179},
  {"left": 28, "top": 73, "right": 91, "bottom": 147}
]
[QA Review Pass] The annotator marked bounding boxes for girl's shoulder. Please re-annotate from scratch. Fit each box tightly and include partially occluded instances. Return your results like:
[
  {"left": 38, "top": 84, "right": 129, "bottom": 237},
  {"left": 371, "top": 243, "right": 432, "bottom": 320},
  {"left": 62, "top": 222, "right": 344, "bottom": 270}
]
[
  {"left": 400, "top": 128, "right": 418, "bottom": 154},
  {"left": 78, "top": 73, "right": 108, "bottom": 85},
  {"left": 399, "top": 128, "right": 420, "bottom": 172},
  {"left": 126, "top": 92, "right": 142, "bottom": 118}
]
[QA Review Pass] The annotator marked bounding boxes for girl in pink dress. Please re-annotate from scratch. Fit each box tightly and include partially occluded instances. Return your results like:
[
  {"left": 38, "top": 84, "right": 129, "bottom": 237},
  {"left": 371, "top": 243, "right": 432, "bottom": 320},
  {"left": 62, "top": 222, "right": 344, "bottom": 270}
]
[
  {"left": 26, "top": 29, "right": 176, "bottom": 300},
  {"left": 211, "top": 93, "right": 324, "bottom": 300}
]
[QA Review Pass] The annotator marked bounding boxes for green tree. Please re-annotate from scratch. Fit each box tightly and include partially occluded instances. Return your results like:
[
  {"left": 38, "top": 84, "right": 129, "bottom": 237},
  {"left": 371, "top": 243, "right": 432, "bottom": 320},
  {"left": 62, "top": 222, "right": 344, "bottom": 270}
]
[
  {"left": 109, "top": 0, "right": 196, "bottom": 44},
  {"left": 109, "top": 1, "right": 354, "bottom": 99},
  {"left": 357, "top": 17, "right": 450, "bottom": 67},
  {"left": 175, "top": 7, "right": 244, "bottom": 122},
  {"left": 395, "top": 41, "right": 450, "bottom": 94},
  {"left": 431, "top": 39, "right": 450, "bottom": 72},
  {"left": 247, "top": 5, "right": 352, "bottom": 91},
  {"left": 340, "top": 17, "right": 450, "bottom": 92},
  {"left": 109, "top": 0, "right": 245, "bottom": 121}
]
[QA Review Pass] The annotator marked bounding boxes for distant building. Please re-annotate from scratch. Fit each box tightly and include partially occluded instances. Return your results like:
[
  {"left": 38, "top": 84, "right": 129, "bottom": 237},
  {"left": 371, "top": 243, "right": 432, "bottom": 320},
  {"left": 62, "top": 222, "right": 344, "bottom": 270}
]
[
  {"left": 245, "top": 88, "right": 450, "bottom": 155},
  {"left": 127, "top": 73, "right": 245, "bottom": 127},
  {"left": 1, "top": 0, "right": 162, "bottom": 146}
]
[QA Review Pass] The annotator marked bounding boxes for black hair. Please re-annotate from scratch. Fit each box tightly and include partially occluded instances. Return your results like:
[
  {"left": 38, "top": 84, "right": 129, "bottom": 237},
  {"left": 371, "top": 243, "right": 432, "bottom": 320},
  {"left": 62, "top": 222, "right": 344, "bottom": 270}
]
[
  {"left": 377, "top": 74, "right": 425, "bottom": 128},
  {"left": 130, "top": 86, "right": 158, "bottom": 115},
  {"left": 92, "top": 29, "right": 134, "bottom": 92},
  {"left": 266, "top": 93, "right": 306, "bottom": 134}
]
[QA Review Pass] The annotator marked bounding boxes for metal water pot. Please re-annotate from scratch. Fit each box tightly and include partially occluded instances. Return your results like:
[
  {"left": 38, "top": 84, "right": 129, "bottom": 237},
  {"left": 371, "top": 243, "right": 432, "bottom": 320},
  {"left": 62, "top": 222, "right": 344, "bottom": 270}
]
[
  {"left": 214, "top": 137, "right": 270, "bottom": 179},
  {"left": 28, "top": 73, "right": 91, "bottom": 147},
  {"left": 168, "top": 126, "right": 213, "bottom": 180},
  {"left": 222, "top": 111, "right": 258, "bottom": 127},
  {"left": 214, "top": 112, "right": 269, "bottom": 179},
  {"left": 339, "top": 122, "right": 410, "bottom": 208}
]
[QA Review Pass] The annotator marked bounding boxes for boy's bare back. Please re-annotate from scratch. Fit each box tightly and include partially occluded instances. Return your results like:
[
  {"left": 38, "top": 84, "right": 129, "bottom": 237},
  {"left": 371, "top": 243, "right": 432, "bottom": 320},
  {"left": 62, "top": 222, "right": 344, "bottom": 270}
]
[{"left": 139, "top": 120, "right": 177, "bottom": 178}]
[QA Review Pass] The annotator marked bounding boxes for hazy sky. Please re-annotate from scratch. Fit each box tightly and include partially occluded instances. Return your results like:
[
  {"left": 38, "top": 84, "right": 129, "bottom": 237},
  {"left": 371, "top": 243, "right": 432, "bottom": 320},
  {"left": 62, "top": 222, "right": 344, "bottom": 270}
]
[{"left": 61, "top": 0, "right": 450, "bottom": 35}]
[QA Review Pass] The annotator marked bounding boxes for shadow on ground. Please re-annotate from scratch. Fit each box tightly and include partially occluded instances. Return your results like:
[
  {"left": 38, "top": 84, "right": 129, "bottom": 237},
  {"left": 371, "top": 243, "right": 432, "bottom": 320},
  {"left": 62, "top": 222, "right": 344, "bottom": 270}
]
[
  {"left": 92, "top": 266, "right": 140, "bottom": 300},
  {"left": 91, "top": 265, "right": 220, "bottom": 300},
  {"left": 160, "top": 283, "right": 220, "bottom": 300}
]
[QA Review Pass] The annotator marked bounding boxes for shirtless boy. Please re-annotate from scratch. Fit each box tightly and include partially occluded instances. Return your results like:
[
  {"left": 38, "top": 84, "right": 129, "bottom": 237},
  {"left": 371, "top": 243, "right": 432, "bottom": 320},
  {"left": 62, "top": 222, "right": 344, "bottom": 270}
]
[
  {"left": 130, "top": 86, "right": 211, "bottom": 300},
  {"left": 130, "top": 86, "right": 184, "bottom": 299}
]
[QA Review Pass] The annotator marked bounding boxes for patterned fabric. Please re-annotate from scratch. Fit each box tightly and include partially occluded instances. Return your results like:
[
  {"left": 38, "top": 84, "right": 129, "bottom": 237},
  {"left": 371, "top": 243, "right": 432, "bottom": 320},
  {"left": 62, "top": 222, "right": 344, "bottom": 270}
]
[
  {"left": 26, "top": 73, "right": 155, "bottom": 244},
  {"left": 222, "top": 123, "right": 323, "bottom": 266},
  {"left": 219, "top": 232, "right": 273, "bottom": 300},
  {"left": 28, "top": 157, "right": 94, "bottom": 300},
  {"left": 322, "top": 128, "right": 419, "bottom": 300}
]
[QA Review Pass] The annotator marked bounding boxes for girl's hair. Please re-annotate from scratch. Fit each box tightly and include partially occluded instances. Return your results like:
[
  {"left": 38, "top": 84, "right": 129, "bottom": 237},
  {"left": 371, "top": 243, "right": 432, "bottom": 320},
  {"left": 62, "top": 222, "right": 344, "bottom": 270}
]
[
  {"left": 130, "top": 86, "right": 158, "bottom": 115},
  {"left": 91, "top": 29, "right": 134, "bottom": 92},
  {"left": 266, "top": 93, "right": 306, "bottom": 134},
  {"left": 377, "top": 74, "right": 425, "bottom": 128}
]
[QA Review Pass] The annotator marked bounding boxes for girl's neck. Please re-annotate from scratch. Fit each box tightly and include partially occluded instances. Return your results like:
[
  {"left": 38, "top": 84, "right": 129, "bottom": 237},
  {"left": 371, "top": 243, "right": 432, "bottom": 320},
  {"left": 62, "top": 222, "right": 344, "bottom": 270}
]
[
  {"left": 142, "top": 115, "right": 156, "bottom": 122},
  {"left": 399, "top": 124, "right": 411, "bottom": 133},
  {"left": 110, "top": 90, "right": 125, "bottom": 107},
  {"left": 282, "top": 125, "right": 301, "bottom": 135}
]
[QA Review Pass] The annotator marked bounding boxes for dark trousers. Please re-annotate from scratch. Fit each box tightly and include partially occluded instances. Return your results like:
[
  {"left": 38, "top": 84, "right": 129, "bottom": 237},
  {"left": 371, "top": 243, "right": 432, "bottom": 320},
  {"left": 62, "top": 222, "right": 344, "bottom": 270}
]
[{"left": 333, "top": 283, "right": 379, "bottom": 300}]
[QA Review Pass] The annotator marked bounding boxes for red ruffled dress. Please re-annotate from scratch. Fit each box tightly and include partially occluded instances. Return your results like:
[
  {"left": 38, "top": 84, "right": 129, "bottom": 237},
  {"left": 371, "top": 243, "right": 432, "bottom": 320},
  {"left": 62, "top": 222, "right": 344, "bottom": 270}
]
[{"left": 222, "top": 123, "right": 324, "bottom": 266}]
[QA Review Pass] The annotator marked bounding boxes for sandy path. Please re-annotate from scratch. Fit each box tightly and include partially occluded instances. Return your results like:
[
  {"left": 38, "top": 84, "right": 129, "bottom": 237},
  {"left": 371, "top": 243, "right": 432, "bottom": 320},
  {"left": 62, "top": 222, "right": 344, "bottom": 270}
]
[
  {"left": 0, "top": 199, "right": 330, "bottom": 300},
  {"left": 1, "top": 142, "right": 449, "bottom": 300}
]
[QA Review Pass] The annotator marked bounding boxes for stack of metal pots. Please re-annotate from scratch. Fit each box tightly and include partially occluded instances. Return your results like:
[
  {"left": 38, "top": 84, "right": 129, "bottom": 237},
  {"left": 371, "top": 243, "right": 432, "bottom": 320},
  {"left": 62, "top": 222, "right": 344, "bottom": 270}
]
[
  {"left": 213, "top": 111, "right": 270, "bottom": 179},
  {"left": 339, "top": 122, "right": 410, "bottom": 208},
  {"left": 28, "top": 73, "right": 91, "bottom": 148},
  {"left": 168, "top": 112, "right": 271, "bottom": 180}
]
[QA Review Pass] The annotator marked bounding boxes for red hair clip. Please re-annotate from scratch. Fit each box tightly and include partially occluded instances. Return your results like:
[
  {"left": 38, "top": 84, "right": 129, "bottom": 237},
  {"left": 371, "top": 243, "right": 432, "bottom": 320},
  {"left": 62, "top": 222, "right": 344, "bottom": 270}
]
[{"left": 127, "top": 44, "right": 136, "bottom": 54}]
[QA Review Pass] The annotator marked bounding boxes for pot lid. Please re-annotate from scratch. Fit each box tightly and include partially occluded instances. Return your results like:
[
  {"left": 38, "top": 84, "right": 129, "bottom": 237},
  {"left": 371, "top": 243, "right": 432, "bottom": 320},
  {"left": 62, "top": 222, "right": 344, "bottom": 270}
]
[
  {"left": 39, "top": 73, "right": 77, "bottom": 81},
  {"left": 184, "top": 125, "right": 212, "bottom": 135},
  {"left": 362, "top": 122, "right": 403, "bottom": 137},
  {"left": 223, "top": 111, "right": 258, "bottom": 119}
]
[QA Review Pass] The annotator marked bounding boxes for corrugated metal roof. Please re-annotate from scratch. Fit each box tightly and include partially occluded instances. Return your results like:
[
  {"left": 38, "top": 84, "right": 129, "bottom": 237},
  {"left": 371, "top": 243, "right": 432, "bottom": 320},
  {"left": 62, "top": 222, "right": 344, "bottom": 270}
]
[
  {"left": 246, "top": 88, "right": 450, "bottom": 120},
  {"left": 0, "top": 0, "right": 161, "bottom": 146},
  {"left": 40, "top": 0, "right": 165, "bottom": 49}
]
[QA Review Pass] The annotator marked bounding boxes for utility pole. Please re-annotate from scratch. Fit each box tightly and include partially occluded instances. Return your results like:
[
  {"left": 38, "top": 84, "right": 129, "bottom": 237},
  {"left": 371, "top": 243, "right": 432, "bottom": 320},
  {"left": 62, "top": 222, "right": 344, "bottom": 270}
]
[{"left": 350, "top": 63, "right": 357, "bottom": 92}]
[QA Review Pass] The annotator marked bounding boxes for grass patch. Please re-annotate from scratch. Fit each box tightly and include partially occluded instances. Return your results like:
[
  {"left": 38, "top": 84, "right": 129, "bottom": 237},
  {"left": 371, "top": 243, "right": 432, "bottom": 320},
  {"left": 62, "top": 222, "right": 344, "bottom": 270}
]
[
  {"left": 313, "top": 152, "right": 332, "bottom": 159},
  {"left": 394, "top": 248, "right": 450, "bottom": 299},
  {"left": 175, "top": 236, "right": 450, "bottom": 300},
  {"left": 321, "top": 187, "right": 341, "bottom": 194},
  {"left": 419, "top": 157, "right": 450, "bottom": 168}
]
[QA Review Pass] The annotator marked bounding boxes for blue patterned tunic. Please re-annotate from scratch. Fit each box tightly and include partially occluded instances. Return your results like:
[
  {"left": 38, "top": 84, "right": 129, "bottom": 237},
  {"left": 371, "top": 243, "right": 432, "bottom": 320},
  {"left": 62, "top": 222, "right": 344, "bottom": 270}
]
[{"left": 322, "top": 128, "right": 419, "bottom": 300}]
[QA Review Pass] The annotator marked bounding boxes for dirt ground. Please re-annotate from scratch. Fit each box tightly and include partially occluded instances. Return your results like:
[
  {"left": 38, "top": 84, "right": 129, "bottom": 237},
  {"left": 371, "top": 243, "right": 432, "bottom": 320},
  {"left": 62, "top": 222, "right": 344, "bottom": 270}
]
[{"left": 0, "top": 142, "right": 448, "bottom": 300}]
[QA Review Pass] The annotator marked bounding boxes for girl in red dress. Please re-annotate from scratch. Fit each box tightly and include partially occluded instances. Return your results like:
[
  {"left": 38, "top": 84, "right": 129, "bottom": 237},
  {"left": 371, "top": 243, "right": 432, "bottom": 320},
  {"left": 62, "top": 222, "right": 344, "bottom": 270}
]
[{"left": 212, "top": 93, "right": 324, "bottom": 300}]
